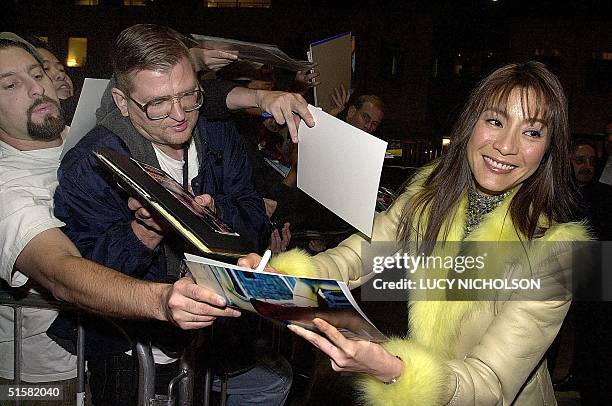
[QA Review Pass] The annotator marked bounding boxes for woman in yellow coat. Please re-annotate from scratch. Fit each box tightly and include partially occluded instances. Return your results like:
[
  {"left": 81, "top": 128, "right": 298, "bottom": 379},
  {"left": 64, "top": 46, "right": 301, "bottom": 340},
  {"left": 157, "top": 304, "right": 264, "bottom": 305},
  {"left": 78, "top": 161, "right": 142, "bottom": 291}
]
[{"left": 241, "top": 61, "right": 590, "bottom": 405}]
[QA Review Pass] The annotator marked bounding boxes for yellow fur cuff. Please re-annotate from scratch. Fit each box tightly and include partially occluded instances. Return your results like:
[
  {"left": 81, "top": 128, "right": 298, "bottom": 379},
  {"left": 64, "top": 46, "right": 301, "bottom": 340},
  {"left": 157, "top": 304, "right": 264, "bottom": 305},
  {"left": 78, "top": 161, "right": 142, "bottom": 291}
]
[
  {"left": 357, "top": 338, "right": 450, "bottom": 406},
  {"left": 269, "top": 249, "right": 320, "bottom": 278}
]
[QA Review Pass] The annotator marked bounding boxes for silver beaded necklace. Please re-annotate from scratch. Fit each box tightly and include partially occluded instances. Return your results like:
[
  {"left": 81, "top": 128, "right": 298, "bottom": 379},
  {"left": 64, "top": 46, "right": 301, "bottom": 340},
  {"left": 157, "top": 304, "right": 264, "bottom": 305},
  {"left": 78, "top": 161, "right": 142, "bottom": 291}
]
[{"left": 464, "top": 186, "right": 511, "bottom": 237}]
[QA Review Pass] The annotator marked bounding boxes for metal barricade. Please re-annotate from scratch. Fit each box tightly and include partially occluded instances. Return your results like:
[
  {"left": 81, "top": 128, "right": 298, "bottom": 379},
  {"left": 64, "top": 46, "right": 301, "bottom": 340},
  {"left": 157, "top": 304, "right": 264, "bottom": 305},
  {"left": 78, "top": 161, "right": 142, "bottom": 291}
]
[
  {"left": 134, "top": 342, "right": 194, "bottom": 406},
  {"left": 0, "top": 287, "right": 200, "bottom": 406},
  {"left": 0, "top": 288, "right": 85, "bottom": 405}
]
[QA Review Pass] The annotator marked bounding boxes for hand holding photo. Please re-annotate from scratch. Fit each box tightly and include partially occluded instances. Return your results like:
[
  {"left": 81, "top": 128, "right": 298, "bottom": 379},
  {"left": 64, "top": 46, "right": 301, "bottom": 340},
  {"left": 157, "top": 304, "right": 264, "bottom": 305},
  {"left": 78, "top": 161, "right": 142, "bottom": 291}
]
[
  {"left": 94, "top": 148, "right": 254, "bottom": 257},
  {"left": 185, "top": 253, "right": 387, "bottom": 342}
]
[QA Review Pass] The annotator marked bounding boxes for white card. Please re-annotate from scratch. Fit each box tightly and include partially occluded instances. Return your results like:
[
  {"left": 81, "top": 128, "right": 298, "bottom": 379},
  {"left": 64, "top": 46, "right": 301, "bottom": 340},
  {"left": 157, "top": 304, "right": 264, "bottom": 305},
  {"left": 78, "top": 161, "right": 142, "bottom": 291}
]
[
  {"left": 61, "top": 78, "right": 109, "bottom": 158},
  {"left": 297, "top": 105, "right": 387, "bottom": 237}
]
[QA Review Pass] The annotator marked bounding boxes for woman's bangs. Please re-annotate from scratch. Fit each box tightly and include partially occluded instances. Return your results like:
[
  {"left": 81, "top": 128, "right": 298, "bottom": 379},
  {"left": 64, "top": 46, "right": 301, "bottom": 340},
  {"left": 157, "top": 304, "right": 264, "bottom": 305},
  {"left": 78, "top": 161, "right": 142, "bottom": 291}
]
[{"left": 483, "top": 81, "right": 552, "bottom": 128}]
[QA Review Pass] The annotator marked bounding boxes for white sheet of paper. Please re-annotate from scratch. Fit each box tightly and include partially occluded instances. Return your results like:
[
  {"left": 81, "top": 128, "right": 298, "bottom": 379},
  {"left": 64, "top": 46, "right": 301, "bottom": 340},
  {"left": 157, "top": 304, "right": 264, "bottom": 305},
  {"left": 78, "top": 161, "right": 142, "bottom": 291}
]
[
  {"left": 61, "top": 78, "right": 109, "bottom": 158},
  {"left": 297, "top": 105, "right": 387, "bottom": 237}
]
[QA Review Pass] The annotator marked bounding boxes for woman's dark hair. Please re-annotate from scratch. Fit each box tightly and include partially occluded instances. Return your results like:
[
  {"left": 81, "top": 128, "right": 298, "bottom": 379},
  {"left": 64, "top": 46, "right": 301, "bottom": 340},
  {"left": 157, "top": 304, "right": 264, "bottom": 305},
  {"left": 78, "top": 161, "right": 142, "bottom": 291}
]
[{"left": 398, "top": 61, "right": 575, "bottom": 254}]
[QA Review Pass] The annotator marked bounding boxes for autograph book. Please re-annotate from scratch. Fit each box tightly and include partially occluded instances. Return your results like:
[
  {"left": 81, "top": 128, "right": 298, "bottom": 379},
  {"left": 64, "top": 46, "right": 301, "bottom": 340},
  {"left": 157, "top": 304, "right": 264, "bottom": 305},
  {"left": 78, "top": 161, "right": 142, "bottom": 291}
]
[{"left": 94, "top": 148, "right": 255, "bottom": 258}]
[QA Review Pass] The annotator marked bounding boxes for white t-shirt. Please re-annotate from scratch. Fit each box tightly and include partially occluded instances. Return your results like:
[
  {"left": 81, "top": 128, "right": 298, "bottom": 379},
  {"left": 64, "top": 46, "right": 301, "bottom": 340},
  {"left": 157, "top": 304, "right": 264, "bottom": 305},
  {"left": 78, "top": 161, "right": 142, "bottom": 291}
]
[
  {"left": 153, "top": 140, "right": 199, "bottom": 191},
  {"left": 0, "top": 131, "right": 77, "bottom": 382}
]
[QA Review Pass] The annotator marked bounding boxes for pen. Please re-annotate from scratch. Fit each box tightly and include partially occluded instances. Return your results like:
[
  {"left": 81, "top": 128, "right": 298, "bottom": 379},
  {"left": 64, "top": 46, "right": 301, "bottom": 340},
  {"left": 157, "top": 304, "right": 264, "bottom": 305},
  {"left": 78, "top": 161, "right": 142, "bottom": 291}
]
[
  {"left": 255, "top": 249, "right": 272, "bottom": 273},
  {"left": 263, "top": 111, "right": 307, "bottom": 118}
]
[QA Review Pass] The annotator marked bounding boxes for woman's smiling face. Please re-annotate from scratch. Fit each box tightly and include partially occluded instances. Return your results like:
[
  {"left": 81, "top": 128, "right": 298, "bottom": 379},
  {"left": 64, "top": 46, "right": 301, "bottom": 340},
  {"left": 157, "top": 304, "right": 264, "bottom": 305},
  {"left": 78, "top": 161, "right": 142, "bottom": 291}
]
[{"left": 467, "top": 87, "right": 550, "bottom": 196}]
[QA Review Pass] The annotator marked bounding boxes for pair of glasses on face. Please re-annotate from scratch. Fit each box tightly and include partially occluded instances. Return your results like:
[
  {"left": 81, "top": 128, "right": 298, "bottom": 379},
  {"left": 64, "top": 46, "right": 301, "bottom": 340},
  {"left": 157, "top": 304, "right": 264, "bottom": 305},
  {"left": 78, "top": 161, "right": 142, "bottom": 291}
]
[{"left": 128, "top": 86, "right": 204, "bottom": 120}]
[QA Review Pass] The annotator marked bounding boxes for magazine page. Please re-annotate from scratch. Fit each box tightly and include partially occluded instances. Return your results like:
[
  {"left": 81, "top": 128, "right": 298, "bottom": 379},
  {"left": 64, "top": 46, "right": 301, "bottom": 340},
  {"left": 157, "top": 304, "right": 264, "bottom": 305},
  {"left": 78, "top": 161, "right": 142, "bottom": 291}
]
[{"left": 185, "top": 253, "right": 388, "bottom": 342}]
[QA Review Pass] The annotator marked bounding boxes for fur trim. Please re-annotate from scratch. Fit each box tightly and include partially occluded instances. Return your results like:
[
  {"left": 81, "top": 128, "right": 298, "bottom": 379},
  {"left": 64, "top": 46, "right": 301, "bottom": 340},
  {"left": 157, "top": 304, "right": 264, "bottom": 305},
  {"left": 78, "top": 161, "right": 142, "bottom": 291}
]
[
  {"left": 269, "top": 249, "right": 319, "bottom": 278},
  {"left": 271, "top": 175, "right": 591, "bottom": 404},
  {"left": 541, "top": 220, "right": 591, "bottom": 242},
  {"left": 408, "top": 300, "right": 482, "bottom": 359},
  {"left": 358, "top": 338, "right": 450, "bottom": 406}
]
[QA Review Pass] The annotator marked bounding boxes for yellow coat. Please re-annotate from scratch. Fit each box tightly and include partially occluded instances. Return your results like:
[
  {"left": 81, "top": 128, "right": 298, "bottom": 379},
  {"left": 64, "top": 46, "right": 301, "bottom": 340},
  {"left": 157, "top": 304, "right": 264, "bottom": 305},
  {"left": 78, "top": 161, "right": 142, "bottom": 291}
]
[{"left": 271, "top": 175, "right": 590, "bottom": 405}]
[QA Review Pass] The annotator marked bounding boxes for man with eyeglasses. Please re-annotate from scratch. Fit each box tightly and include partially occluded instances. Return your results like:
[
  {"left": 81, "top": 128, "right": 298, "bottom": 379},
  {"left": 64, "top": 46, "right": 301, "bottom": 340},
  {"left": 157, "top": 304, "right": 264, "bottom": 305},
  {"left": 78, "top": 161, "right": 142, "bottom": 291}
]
[
  {"left": 0, "top": 32, "right": 275, "bottom": 405},
  {"left": 52, "top": 24, "right": 292, "bottom": 405}
]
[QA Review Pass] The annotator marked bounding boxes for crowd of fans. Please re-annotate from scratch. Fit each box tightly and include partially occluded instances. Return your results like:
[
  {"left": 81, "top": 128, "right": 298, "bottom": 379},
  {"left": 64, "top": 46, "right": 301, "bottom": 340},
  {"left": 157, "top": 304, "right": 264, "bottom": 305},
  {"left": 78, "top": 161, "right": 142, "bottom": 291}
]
[{"left": 0, "top": 24, "right": 610, "bottom": 406}]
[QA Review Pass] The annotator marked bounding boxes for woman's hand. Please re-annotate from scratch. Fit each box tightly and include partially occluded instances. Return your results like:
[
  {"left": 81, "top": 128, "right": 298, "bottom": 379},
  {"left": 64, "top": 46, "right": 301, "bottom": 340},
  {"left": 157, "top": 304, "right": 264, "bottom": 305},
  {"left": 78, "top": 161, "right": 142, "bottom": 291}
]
[
  {"left": 238, "top": 253, "right": 279, "bottom": 273},
  {"left": 288, "top": 318, "right": 404, "bottom": 383}
]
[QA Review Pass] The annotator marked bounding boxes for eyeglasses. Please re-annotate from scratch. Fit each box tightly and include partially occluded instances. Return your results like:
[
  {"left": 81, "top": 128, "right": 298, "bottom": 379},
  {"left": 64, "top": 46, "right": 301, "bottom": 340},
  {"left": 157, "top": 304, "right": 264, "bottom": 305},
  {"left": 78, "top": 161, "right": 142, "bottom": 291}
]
[
  {"left": 128, "top": 87, "right": 204, "bottom": 120},
  {"left": 572, "top": 156, "right": 597, "bottom": 165}
]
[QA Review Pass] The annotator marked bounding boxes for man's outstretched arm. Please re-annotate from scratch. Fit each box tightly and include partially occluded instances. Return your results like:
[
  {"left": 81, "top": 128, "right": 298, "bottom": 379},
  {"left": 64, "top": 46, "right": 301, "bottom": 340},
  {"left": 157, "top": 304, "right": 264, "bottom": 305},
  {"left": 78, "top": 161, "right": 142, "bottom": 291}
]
[
  {"left": 14, "top": 228, "right": 240, "bottom": 329},
  {"left": 225, "top": 86, "right": 314, "bottom": 143}
]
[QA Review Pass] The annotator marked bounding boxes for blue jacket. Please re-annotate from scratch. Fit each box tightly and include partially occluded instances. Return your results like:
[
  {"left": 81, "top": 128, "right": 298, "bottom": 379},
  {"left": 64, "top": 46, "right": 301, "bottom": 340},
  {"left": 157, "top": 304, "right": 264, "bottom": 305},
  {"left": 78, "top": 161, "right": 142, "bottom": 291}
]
[{"left": 49, "top": 115, "right": 269, "bottom": 357}]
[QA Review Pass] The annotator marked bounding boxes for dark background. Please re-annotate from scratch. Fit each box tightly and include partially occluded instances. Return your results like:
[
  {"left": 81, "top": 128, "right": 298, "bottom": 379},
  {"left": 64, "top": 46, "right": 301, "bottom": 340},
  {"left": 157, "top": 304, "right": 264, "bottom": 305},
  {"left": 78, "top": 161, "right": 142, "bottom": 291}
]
[
  {"left": 3, "top": 2, "right": 610, "bottom": 403},
  {"left": 3, "top": 0, "right": 611, "bottom": 152}
]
